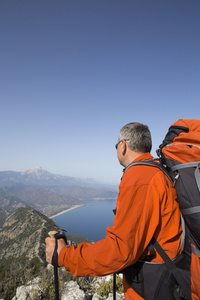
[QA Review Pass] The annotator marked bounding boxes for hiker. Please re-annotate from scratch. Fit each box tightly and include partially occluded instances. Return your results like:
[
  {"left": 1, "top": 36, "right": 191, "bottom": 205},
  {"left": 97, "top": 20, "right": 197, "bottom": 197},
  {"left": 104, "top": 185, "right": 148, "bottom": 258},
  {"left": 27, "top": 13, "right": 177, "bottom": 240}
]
[{"left": 45, "top": 122, "right": 182, "bottom": 300}]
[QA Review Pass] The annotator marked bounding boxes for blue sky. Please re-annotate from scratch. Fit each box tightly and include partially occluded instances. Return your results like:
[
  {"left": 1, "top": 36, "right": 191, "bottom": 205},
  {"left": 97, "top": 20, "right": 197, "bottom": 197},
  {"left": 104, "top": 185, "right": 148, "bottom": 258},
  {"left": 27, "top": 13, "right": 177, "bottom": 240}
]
[{"left": 0, "top": 0, "right": 200, "bottom": 185}]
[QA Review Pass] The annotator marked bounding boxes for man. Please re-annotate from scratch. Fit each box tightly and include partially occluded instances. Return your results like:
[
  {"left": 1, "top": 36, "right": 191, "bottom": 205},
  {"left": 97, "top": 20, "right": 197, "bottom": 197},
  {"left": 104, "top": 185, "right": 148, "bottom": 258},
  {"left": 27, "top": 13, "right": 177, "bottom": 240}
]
[{"left": 46, "top": 122, "right": 182, "bottom": 299}]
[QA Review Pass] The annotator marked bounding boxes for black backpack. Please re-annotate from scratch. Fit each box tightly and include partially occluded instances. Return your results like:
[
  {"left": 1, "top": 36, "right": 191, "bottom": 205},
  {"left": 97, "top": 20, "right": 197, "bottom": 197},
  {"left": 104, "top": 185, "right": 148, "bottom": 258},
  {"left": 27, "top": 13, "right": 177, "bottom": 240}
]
[{"left": 123, "top": 119, "right": 200, "bottom": 300}]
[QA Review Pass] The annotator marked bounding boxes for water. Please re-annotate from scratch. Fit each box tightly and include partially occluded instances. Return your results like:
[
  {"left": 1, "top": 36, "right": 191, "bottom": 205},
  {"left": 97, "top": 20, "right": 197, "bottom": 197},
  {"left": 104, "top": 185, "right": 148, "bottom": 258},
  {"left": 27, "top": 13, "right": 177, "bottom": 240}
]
[{"left": 52, "top": 199, "right": 116, "bottom": 242}]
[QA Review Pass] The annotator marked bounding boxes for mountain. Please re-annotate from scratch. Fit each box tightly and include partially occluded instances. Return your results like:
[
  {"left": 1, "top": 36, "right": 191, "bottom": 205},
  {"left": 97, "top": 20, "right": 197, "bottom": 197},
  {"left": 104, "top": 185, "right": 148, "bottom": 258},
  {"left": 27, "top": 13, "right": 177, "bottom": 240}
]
[
  {"left": 3, "top": 185, "right": 84, "bottom": 217},
  {"left": 0, "top": 190, "right": 28, "bottom": 214},
  {"left": 0, "top": 207, "right": 60, "bottom": 299},
  {"left": 0, "top": 207, "right": 59, "bottom": 262},
  {"left": 0, "top": 167, "right": 107, "bottom": 188}
]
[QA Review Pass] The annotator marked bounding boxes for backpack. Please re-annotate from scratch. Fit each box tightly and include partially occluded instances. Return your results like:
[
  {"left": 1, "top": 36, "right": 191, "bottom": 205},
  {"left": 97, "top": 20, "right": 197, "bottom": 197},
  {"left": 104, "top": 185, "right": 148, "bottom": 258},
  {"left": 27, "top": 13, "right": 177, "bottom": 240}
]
[
  {"left": 157, "top": 119, "right": 200, "bottom": 300},
  {"left": 122, "top": 119, "right": 200, "bottom": 300}
]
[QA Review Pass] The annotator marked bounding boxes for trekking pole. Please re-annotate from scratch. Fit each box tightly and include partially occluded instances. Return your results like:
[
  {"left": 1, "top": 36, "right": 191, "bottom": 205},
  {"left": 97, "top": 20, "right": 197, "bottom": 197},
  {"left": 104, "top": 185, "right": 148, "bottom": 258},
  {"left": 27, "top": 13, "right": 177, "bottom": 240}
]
[
  {"left": 113, "top": 273, "right": 116, "bottom": 300},
  {"left": 48, "top": 230, "right": 67, "bottom": 300},
  {"left": 49, "top": 231, "right": 60, "bottom": 300}
]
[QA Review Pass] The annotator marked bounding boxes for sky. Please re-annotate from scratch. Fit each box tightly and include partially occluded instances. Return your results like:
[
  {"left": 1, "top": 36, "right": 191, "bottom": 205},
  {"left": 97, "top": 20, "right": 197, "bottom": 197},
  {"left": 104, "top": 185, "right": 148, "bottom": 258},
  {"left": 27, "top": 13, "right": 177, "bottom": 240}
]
[{"left": 0, "top": 0, "right": 200, "bottom": 185}]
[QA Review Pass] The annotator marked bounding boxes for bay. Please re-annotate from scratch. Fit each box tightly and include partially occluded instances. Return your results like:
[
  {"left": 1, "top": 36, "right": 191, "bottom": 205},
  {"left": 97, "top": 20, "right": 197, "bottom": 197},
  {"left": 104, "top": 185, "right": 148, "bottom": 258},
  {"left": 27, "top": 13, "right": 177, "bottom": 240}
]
[{"left": 52, "top": 199, "right": 116, "bottom": 242}]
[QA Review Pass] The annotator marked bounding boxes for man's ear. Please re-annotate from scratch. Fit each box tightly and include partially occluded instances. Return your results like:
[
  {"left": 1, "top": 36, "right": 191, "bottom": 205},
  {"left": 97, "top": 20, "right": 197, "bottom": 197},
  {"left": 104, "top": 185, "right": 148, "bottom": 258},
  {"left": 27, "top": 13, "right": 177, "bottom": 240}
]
[{"left": 121, "top": 140, "right": 127, "bottom": 156}]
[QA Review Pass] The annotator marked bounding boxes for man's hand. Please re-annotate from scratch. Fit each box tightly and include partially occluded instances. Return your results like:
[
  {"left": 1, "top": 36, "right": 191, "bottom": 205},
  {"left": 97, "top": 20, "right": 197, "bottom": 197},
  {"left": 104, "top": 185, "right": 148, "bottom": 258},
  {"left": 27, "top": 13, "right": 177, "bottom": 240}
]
[{"left": 45, "top": 237, "right": 66, "bottom": 265}]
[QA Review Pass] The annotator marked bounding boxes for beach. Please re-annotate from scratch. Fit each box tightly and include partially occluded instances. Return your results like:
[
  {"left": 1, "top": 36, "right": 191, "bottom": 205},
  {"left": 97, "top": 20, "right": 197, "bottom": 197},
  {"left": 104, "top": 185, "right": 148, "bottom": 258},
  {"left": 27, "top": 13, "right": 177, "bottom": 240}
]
[{"left": 49, "top": 204, "right": 84, "bottom": 218}]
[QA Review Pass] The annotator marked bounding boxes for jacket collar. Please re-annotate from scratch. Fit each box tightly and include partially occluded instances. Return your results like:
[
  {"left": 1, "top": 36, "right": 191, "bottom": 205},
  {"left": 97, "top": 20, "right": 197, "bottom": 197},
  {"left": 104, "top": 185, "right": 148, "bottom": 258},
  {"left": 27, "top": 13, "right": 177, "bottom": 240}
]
[{"left": 123, "top": 152, "right": 153, "bottom": 173}]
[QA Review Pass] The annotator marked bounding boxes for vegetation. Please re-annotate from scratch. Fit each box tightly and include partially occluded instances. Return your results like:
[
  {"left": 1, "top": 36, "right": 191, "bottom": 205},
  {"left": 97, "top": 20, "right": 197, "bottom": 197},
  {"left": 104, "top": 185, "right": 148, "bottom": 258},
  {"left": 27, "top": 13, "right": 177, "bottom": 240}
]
[
  {"left": 0, "top": 259, "right": 73, "bottom": 300},
  {"left": 97, "top": 275, "right": 124, "bottom": 298},
  {"left": 76, "top": 277, "right": 96, "bottom": 295},
  {"left": 39, "top": 268, "right": 74, "bottom": 300},
  {"left": 0, "top": 257, "right": 124, "bottom": 299},
  {"left": 0, "top": 257, "right": 44, "bottom": 299}
]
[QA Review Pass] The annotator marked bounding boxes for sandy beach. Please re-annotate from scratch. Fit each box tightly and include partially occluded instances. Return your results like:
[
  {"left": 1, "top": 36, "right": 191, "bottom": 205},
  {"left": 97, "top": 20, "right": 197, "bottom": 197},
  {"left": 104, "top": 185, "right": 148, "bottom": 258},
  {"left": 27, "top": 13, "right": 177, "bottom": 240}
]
[{"left": 49, "top": 204, "right": 84, "bottom": 219}]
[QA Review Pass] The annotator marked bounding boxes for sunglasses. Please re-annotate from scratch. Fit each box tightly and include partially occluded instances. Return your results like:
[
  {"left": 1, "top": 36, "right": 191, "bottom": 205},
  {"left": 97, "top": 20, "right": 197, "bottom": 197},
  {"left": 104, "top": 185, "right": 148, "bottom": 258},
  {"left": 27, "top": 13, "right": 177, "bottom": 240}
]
[{"left": 115, "top": 139, "right": 129, "bottom": 149}]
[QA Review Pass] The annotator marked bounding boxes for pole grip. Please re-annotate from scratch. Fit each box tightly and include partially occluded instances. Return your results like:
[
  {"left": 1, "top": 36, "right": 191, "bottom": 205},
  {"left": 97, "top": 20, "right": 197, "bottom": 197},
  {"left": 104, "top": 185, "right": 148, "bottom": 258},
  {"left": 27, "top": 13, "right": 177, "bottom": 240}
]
[{"left": 48, "top": 231, "right": 58, "bottom": 239}]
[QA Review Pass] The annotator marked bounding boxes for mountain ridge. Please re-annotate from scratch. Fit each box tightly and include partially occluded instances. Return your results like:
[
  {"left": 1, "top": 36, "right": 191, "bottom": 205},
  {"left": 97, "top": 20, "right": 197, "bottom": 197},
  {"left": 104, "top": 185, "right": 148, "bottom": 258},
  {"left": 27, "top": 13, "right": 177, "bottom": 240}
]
[
  {"left": 0, "top": 167, "right": 112, "bottom": 188},
  {"left": 0, "top": 207, "right": 60, "bottom": 299}
]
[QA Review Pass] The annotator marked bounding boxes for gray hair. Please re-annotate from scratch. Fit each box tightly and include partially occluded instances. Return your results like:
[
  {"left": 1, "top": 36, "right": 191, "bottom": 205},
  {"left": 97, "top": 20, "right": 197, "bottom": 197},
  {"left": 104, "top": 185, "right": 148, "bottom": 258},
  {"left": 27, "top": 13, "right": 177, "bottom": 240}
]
[{"left": 118, "top": 122, "right": 152, "bottom": 153}]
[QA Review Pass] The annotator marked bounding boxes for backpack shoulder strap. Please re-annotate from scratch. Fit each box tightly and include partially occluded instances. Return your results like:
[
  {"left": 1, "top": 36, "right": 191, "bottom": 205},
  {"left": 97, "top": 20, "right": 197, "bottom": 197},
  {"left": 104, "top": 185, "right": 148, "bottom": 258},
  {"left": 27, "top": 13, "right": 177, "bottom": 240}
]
[
  {"left": 151, "top": 237, "right": 175, "bottom": 270},
  {"left": 151, "top": 237, "right": 191, "bottom": 300},
  {"left": 124, "top": 159, "right": 173, "bottom": 183}
]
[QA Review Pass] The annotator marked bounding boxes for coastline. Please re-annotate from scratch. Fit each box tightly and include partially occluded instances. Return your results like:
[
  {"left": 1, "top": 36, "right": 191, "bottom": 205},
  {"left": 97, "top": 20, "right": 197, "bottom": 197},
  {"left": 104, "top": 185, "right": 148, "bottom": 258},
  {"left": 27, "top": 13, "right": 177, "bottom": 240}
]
[{"left": 49, "top": 204, "right": 84, "bottom": 219}]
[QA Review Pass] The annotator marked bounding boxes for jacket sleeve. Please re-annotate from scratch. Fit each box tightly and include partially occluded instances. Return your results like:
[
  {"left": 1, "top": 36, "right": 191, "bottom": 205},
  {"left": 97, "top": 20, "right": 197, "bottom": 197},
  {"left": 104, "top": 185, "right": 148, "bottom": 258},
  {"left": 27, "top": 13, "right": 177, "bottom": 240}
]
[
  {"left": 58, "top": 172, "right": 164, "bottom": 277},
  {"left": 109, "top": 179, "right": 162, "bottom": 262}
]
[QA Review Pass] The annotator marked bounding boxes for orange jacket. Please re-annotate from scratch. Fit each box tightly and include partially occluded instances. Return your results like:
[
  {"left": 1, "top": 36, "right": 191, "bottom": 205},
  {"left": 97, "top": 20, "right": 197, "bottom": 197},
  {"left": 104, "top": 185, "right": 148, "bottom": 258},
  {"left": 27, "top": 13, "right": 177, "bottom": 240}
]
[{"left": 58, "top": 153, "right": 182, "bottom": 299}]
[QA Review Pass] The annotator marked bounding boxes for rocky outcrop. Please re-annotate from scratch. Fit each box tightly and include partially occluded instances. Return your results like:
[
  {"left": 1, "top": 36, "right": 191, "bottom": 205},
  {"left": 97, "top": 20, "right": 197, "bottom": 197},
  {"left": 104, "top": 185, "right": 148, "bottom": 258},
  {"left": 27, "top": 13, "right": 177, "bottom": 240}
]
[
  {"left": 61, "top": 281, "right": 85, "bottom": 299},
  {"left": 12, "top": 276, "right": 125, "bottom": 300},
  {"left": 11, "top": 277, "right": 41, "bottom": 300}
]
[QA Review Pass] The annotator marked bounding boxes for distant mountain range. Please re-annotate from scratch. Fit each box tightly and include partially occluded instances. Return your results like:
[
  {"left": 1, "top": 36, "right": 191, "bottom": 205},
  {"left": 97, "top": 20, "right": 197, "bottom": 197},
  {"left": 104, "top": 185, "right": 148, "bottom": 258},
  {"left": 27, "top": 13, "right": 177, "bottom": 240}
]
[
  {"left": 0, "top": 166, "right": 105, "bottom": 187},
  {"left": 0, "top": 167, "right": 118, "bottom": 220}
]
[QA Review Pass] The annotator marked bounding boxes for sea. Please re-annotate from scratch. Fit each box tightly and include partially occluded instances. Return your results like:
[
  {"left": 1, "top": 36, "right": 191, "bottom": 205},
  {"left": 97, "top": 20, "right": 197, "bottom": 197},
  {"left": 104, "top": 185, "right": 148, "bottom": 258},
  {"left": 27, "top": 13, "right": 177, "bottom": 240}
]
[{"left": 52, "top": 199, "right": 116, "bottom": 242}]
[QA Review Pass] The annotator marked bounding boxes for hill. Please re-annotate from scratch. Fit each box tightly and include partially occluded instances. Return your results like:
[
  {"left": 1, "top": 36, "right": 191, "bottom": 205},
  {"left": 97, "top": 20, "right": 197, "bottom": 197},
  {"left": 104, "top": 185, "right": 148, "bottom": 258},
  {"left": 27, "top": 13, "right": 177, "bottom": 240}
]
[
  {"left": 0, "top": 208, "right": 8, "bottom": 228},
  {"left": 0, "top": 207, "right": 59, "bottom": 263},
  {"left": 0, "top": 207, "right": 59, "bottom": 299},
  {"left": 0, "top": 207, "right": 92, "bottom": 299}
]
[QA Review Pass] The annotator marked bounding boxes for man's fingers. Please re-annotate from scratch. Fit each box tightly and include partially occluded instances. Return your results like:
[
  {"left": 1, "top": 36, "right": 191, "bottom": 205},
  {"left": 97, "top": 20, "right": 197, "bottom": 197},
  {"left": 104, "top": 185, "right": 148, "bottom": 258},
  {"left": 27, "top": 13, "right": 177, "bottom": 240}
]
[
  {"left": 45, "top": 237, "right": 55, "bottom": 243},
  {"left": 45, "top": 237, "right": 55, "bottom": 264},
  {"left": 45, "top": 236, "right": 66, "bottom": 265}
]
